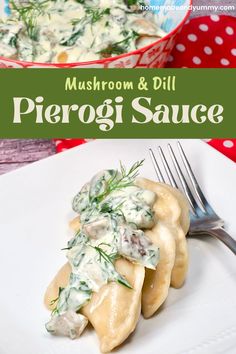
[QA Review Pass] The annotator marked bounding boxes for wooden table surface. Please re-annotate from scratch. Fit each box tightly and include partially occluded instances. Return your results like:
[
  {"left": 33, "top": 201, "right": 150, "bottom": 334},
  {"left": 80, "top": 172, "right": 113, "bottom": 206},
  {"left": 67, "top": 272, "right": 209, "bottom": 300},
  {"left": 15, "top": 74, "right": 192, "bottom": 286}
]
[
  {"left": 0, "top": 140, "right": 55, "bottom": 175},
  {"left": 0, "top": 1, "right": 235, "bottom": 175}
]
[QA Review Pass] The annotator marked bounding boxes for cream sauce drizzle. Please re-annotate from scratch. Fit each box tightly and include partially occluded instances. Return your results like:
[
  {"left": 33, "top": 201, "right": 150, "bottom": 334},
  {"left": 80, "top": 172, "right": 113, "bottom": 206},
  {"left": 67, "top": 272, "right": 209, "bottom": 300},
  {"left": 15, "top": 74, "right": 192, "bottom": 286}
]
[{"left": 46, "top": 167, "right": 159, "bottom": 339}]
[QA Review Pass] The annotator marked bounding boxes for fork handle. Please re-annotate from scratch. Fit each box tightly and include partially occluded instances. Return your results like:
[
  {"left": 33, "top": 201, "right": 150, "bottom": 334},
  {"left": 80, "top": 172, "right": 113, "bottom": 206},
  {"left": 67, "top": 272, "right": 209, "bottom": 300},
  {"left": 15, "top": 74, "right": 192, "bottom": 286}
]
[{"left": 206, "top": 228, "right": 236, "bottom": 255}]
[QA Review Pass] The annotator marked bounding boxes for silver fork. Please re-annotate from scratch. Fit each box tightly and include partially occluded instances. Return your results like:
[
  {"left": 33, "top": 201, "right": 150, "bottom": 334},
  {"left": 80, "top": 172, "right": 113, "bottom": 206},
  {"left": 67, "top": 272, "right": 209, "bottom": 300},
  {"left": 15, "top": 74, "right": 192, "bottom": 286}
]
[{"left": 149, "top": 142, "right": 236, "bottom": 255}]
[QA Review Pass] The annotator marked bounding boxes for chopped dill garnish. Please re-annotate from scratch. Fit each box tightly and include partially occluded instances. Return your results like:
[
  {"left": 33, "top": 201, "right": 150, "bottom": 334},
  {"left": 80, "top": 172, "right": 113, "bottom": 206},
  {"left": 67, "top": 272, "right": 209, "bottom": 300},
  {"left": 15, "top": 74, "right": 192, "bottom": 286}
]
[
  {"left": 92, "top": 243, "right": 119, "bottom": 264},
  {"left": 9, "top": 0, "right": 49, "bottom": 40},
  {"left": 99, "top": 31, "right": 139, "bottom": 57},
  {"left": 60, "top": 28, "right": 84, "bottom": 46},
  {"left": 117, "top": 277, "right": 133, "bottom": 289},
  {"left": 92, "top": 244, "right": 132, "bottom": 289},
  {"left": 50, "top": 287, "right": 64, "bottom": 306},
  {"left": 85, "top": 7, "right": 110, "bottom": 23},
  {"left": 93, "top": 159, "right": 144, "bottom": 203},
  {"left": 61, "top": 246, "right": 72, "bottom": 251},
  {"left": 100, "top": 200, "right": 124, "bottom": 214}
]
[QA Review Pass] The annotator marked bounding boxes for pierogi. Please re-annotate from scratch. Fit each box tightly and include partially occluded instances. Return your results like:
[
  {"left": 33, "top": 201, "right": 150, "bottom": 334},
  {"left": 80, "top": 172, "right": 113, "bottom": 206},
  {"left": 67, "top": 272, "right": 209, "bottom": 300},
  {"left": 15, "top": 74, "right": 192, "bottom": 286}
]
[{"left": 44, "top": 163, "right": 190, "bottom": 352}]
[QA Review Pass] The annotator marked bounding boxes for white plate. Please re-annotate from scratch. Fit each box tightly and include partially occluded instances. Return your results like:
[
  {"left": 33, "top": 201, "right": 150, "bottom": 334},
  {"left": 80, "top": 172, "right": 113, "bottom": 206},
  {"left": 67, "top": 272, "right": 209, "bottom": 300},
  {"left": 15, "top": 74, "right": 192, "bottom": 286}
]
[{"left": 0, "top": 139, "right": 236, "bottom": 354}]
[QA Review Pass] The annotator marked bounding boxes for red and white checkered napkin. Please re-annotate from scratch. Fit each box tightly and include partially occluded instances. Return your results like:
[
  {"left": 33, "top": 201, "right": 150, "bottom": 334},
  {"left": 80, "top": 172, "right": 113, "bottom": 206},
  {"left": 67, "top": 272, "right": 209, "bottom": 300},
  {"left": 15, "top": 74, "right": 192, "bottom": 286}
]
[{"left": 54, "top": 15, "right": 236, "bottom": 163}]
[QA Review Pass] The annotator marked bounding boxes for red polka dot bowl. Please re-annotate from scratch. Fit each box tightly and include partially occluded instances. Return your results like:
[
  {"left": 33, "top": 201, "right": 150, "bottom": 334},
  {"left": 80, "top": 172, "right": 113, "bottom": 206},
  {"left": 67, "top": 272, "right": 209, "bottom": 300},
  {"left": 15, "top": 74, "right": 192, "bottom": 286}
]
[{"left": 0, "top": 0, "right": 192, "bottom": 68}]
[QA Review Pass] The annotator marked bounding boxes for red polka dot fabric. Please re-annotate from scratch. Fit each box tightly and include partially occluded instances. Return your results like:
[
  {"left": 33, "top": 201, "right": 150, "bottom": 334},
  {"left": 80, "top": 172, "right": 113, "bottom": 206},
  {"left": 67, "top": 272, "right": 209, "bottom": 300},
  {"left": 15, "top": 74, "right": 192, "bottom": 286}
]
[
  {"left": 54, "top": 139, "right": 91, "bottom": 152},
  {"left": 54, "top": 15, "right": 236, "bottom": 163},
  {"left": 207, "top": 139, "right": 236, "bottom": 162},
  {"left": 54, "top": 138, "right": 236, "bottom": 163},
  {"left": 166, "top": 15, "right": 236, "bottom": 68}
]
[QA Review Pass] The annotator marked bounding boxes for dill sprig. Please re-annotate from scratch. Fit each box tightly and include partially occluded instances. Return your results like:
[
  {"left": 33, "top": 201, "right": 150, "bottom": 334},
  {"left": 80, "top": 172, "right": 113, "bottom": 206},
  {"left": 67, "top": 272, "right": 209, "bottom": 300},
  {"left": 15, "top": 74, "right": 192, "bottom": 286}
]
[
  {"left": 85, "top": 7, "right": 110, "bottom": 24},
  {"left": 9, "top": 0, "right": 49, "bottom": 40},
  {"left": 116, "top": 277, "right": 133, "bottom": 289},
  {"left": 50, "top": 287, "right": 64, "bottom": 307},
  {"left": 100, "top": 200, "right": 124, "bottom": 214},
  {"left": 94, "top": 159, "right": 144, "bottom": 203},
  {"left": 92, "top": 243, "right": 132, "bottom": 289},
  {"left": 125, "top": 0, "right": 139, "bottom": 5},
  {"left": 92, "top": 243, "right": 119, "bottom": 264},
  {"left": 99, "top": 31, "right": 139, "bottom": 57},
  {"left": 119, "top": 159, "right": 144, "bottom": 183},
  {"left": 65, "top": 7, "right": 110, "bottom": 46},
  {"left": 61, "top": 246, "right": 72, "bottom": 251},
  {"left": 70, "top": 8, "right": 110, "bottom": 28}
]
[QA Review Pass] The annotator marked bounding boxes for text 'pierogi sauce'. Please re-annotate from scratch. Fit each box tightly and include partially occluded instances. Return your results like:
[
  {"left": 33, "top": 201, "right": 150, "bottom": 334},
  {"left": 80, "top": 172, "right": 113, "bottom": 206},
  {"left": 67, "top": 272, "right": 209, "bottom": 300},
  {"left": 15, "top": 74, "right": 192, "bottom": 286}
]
[
  {"left": 0, "top": 0, "right": 166, "bottom": 63},
  {"left": 46, "top": 162, "right": 159, "bottom": 338}
]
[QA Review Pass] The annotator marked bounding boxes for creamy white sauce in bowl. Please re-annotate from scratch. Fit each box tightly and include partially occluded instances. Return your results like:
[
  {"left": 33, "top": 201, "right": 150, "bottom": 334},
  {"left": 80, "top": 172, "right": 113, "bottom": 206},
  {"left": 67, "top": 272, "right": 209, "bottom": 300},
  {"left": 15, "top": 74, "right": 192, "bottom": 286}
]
[{"left": 0, "top": 0, "right": 167, "bottom": 64}]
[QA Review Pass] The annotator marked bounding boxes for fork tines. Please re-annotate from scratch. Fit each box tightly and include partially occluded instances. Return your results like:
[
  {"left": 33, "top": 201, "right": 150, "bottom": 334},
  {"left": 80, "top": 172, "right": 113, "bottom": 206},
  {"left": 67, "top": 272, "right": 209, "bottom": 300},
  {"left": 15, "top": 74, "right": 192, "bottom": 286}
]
[{"left": 149, "top": 142, "right": 214, "bottom": 217}]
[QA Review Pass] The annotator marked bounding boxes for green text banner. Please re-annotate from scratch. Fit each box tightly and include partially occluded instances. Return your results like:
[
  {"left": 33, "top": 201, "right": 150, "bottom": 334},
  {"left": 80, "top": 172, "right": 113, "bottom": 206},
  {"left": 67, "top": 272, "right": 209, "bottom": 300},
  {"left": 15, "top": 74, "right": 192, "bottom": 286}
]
[{"left": 0, "top": 68, "right": 235, "bottom": 138}]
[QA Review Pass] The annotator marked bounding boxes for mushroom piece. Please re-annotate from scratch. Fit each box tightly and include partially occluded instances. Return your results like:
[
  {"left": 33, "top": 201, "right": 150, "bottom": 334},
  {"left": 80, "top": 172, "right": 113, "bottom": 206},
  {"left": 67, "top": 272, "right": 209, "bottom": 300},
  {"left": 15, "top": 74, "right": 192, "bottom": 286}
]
[
  {"left": 118, "top": 226, "right": 159, "bottom": 269},
  {"left": 136, "top": 35, "right": 161, "bottom": 49},
  {"left": 45, "top": 310, "right": 88, "bottom": 339},
  {"left": 0, "top": 43, "right": 17, "bottom": 58},
  {"left": 82, "top": 217, "right": 110, "bottom": 239},
  {"left": 131, "top": 18, "right": 159, "bottom": 36}
]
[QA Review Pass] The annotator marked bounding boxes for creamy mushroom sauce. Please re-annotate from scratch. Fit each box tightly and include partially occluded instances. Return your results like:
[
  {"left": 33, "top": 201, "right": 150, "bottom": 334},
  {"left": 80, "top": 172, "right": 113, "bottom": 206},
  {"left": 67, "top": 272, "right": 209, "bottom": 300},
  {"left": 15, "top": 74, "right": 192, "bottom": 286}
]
[
  {"left": 46, "top": 166, "right": 160, "bottom": 339},
  {"left": 0, "top": 0, "right": 166, "bottom": 63}
]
